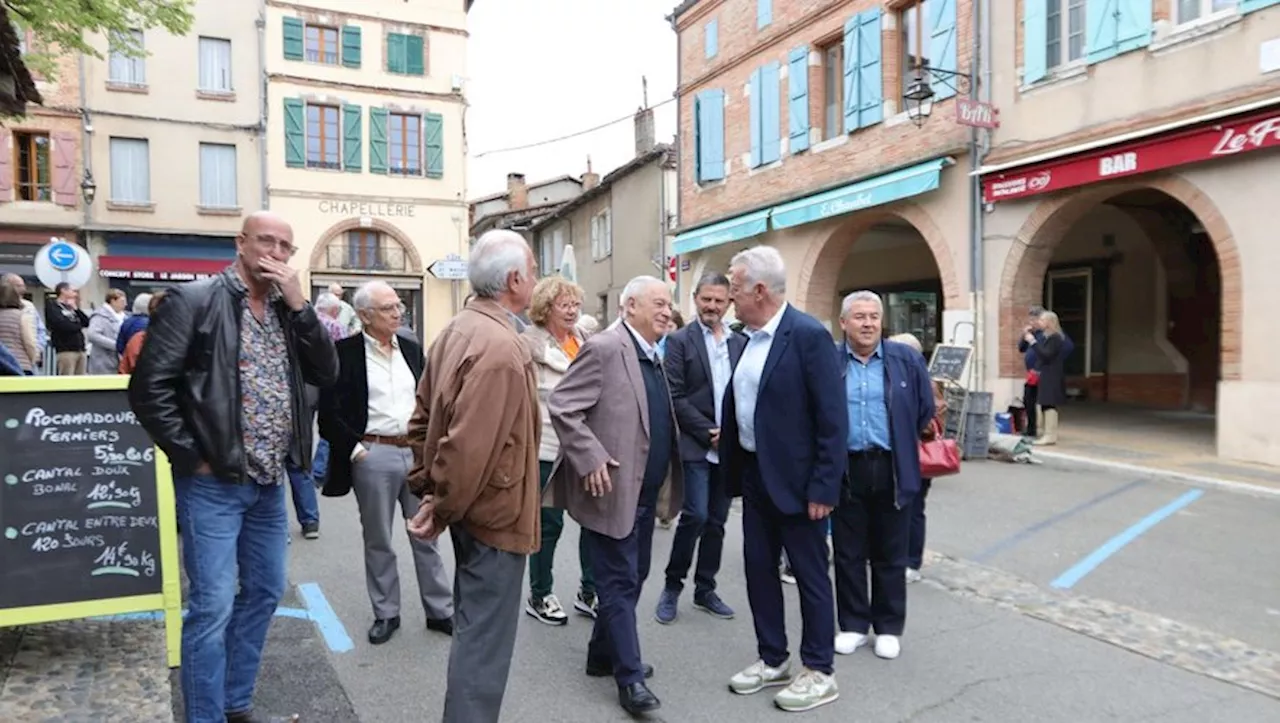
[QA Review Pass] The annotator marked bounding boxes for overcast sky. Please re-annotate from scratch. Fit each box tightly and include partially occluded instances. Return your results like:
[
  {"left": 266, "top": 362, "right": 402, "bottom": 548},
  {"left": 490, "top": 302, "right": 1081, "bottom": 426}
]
[{"left": 465, "top": 0, "right": 679, "bottom": 199}]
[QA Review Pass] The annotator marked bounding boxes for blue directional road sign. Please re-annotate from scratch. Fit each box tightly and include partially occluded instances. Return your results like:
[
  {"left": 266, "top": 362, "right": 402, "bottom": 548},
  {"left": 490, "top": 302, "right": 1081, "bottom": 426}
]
[{"left": 46, "top": 242, "right": 79, "bottom": 271}]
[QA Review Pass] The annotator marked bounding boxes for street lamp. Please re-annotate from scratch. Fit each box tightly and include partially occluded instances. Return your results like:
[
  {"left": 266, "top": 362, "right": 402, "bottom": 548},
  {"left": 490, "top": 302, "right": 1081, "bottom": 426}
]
[
  {"left": 80, "top": 169, "right": 97, "bottom": 206},
  {"left": 901, "top": 62, "right": 972, "bottom": 128}
]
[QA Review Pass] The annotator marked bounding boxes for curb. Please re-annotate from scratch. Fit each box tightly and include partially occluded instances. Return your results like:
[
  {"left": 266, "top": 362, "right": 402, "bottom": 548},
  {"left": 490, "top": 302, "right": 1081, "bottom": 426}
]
[{"left": 1032, "top": 450, "right": 1280, "bottom": 500}]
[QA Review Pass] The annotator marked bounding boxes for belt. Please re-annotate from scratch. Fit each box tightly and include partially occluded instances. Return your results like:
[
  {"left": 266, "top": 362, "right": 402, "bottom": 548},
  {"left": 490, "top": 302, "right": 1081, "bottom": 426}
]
[
  {"left": 362, "top": 433, "right": 411, "bottom": 448},
  {"left": 848, "top": 447, "right": 891, "bottom": 459}
]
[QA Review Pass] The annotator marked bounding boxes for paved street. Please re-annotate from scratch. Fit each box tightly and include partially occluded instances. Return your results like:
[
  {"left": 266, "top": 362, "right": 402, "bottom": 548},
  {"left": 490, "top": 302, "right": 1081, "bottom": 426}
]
[{"left": 243, "top": 459, "right": 1280, "bottom": 722}]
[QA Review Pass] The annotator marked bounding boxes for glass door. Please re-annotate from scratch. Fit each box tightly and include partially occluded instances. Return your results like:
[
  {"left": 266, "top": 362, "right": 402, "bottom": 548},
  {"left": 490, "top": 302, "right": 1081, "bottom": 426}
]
[{"left": 1047, "top": 269, "right": 1092, "bottom": 377}]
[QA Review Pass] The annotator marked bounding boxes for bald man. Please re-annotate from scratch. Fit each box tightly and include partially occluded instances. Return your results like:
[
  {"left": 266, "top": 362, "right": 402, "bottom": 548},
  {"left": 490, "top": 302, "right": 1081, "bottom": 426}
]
[
  {"left": 129, "top": 211, "right": 339, "bottom": 723},
  {"left": 328, "top": 282, "right": 362, "bottom": 335}
]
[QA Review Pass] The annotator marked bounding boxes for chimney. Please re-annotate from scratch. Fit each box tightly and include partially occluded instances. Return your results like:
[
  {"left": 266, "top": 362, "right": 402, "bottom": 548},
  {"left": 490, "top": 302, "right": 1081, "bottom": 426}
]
[
  {"left": 634, "top": 106, "right": 655, "bottom": 156},
  {"left": 506, "top": 172, "right": 528, "bottom": 210},
  {"left": 581, "top": 157, "right": 600, "bottom": 190}
]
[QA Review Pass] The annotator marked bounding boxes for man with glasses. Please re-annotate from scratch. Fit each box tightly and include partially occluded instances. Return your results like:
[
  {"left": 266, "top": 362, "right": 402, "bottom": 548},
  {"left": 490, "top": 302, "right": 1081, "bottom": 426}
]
[
  {"left": 129, "top": 211, "right": 338, "bottom": 723},
  {"left": 320, "top": 281, "right": 453, "bottom": 646}
]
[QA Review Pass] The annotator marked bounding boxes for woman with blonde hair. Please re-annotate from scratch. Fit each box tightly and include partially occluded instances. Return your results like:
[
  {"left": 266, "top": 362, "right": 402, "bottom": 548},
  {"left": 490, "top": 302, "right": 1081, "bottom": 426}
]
[
  {"left": 1023, "top": 310, "right": 1068, "bottom": 444},
  {"left": 521, "top": 276, "right": 598, "bottom": 624}
]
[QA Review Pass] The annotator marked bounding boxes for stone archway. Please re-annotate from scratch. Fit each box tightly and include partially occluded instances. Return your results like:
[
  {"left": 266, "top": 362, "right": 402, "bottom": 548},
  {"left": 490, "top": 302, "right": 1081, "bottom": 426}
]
[
  {"left": 308, "top": 217, "right": 424, "bottom": 274},
  {"left": 797, "top": 201, "right": 966, "bottom": 315},
  {"left": 996, "top": 173, "right": 1242, "bottom": 380}
]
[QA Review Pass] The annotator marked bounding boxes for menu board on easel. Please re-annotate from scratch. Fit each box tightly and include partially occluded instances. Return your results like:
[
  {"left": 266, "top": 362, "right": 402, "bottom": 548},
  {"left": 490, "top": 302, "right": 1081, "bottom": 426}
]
[{"left": 0, "top": 375, "right": 181, "bottom": 667}]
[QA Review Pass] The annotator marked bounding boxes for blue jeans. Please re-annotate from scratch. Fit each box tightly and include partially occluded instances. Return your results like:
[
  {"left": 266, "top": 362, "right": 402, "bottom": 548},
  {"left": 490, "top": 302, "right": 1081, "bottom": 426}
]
[
  {"left": 663, "top": 460, "right": 730, "bottom": 598},
  {"left": 175, "top": 475, "right": 288, "bottom": 723},
  {"left": 287, "top": 463, "right": 319, "bottom": 526},
  {"left": 312, "top": 438, "right": 330, "bottom": 487}
]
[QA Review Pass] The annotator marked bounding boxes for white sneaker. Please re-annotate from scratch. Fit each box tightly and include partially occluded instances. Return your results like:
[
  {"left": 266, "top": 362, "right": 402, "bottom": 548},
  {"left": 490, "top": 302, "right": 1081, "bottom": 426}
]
[
  {"left": 874, "top": 634, "right": 901, "bottom": 659},
  {"left": 834, "top": 631, "right": 868, "bottom": 655},
  {"left": 773, "top": 668, "right": 838, "bottom": 712},
  {"left": 728, "top": 659, "right": 793, "bottom": 695},
  {"left": 906, "top": 568, "right": 923, "bottom": 583},
  {"left": 524, "top": 594, "right": 568, "bottom": 625}
]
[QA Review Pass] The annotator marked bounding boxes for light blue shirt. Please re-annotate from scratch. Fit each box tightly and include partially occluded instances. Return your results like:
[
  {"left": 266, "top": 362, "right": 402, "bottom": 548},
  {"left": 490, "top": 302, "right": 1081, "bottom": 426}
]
[
  {"left": 732, "top": 302, "right": 788, "bottom": 453},
  {"left": 845, "top": 341, "right": 891, "bottom": 452},
  {"left": 701, "top": 320, "right": 732, "bottom": 464}
]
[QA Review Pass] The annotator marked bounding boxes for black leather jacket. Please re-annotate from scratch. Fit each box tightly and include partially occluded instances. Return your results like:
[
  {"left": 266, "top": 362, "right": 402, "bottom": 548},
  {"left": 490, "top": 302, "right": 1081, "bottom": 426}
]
[{"left": 127, "top": 268, "right": 339, "bottom": 483}]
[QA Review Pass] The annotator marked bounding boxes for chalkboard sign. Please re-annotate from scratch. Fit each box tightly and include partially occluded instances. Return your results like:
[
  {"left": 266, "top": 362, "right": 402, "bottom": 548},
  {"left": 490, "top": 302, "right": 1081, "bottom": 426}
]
[
  {"left": 929, "top": 344, "right": 973, "bottom": 385},
  {"left": 0, "top": 375, "right": 181, "bottom": 666}
]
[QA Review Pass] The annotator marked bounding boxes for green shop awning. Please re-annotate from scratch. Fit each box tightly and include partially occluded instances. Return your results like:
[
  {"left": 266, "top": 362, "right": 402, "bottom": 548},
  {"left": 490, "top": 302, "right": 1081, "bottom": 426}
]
[
  {"left": 673, "top": 209, "right": 770, "bottom": 255},
  {"left": 769, "top": 158, "right": 948, "bottom": 230}
]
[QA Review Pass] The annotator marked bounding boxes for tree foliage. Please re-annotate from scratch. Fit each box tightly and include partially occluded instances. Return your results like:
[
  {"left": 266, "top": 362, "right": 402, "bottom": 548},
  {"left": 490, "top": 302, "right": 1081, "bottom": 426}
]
[{"left": 7, "top": 0, "right": 195, "bottom": 80}]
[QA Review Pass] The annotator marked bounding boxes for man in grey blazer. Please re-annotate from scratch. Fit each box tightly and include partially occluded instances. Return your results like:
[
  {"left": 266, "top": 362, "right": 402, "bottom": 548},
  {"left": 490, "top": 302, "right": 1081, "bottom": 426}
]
[{"left": 546, "top": 275, "right": 683, "bottom": 716}]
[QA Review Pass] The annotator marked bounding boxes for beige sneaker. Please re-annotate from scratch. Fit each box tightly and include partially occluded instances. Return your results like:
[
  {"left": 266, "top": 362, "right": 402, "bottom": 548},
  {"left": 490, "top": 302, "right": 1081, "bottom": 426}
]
[
  {"left": 728, "top": 659, "right": 793, "bottom": 695},
  {"left": 773, "top": 668, "right": 839, "bottom": 712}
]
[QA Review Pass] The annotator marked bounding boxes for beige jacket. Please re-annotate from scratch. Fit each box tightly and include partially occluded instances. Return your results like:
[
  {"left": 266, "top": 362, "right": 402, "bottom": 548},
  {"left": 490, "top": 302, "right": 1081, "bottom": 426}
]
[{"left": 522, "top": 324, "right": 587, "bottom": 463}]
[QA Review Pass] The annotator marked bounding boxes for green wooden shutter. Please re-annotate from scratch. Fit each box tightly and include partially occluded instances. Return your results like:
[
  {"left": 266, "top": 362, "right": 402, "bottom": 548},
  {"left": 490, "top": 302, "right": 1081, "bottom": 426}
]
[
  {"left": 282, "top": 17, "right": 304, "bottom": 61},
  {"left": 283, "top": 98, "right": 305, "bottom": 168},
  {"left": 342, "top": 104, "right": 362, "bottom": 172},
  {"left": 406, "top": 35, "right": 426, "bottom": 76},
  {"left": 341, "top": 26, "right": 362, "bottom": 68},
  {"left": 424, "top": 113, "right": 444, "bottom": 178},
  {"left": 368, "top": 107, "right": 388, "bottom": 174},
  {"left": 386, "top": 34, "right": 405, "bottom": 73}
]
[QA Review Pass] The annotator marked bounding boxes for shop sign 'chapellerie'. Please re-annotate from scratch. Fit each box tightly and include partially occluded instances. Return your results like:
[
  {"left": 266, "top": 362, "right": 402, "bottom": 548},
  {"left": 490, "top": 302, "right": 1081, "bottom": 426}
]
[
  {"left": 982, "top": 107, "right": 1280, "bottom": 203},
  {"left": 318, "top": 200, "right": 416, "bottom": 218}
]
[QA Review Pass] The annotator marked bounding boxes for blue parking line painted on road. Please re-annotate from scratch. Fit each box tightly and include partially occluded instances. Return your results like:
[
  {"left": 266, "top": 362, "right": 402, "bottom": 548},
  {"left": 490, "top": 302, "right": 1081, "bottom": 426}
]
[
  {"left": 1050, "top": 488, "right": 1205, "bottom": 590},
  {"left": 91, "top": 607, "right": 311, "bottom": 623},
  {"left": 297, "top": 582, "right": 353, "bottom": 653},
  {"left": 972, "top": 479, "right": 1147, "bottom": 563}
]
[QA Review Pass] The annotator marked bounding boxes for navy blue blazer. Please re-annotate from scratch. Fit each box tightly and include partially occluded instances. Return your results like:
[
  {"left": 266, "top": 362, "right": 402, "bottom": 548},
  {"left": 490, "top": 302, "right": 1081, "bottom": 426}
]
[
  {"left": 663, "top": 320, "right": 747, "bottom": 462},
  {"left": 838, "top": 339, "right": 936, "bottom": 507},
  {"left": 722, "top": 305, "right": 848, "bottom": 515}
]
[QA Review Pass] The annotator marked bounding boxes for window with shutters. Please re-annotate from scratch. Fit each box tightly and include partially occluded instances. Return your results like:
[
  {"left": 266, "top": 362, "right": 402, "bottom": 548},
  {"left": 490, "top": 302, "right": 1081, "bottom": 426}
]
[
  {"left": 389, "top": 113, "right": 422, "bottom": 175},
  {"left": 108, "top": 30, "right": 146, "bottom": 87},
  {"left": 748, "top": 63, "right": 781, "bottom": 168},
  {"left": 14, "top": 132, "right": 50, "bottom": 202},
  {"left": 306, "top": 104, "right": 341, "bottom": 170},
  {"left": 900, "top": 2, "right": 932, "bottom": 97},
  {"left": 386, "top": 32, "right": 426, "bottom": 75},
  {"left": 199, "top": 143, "right": 237, "bottom": 209},
  {"left": 109, "top": 138, "right": 150, "bottom": 205},
  {"left": 305, "top": 24, "right": 340, "bottom": 65},
  {"left": 1046, "top": 0, "right": 1087, "bottom": 69},
  {"left": 590, "top": 210, "right": 612, "bottom": 260},
  {"left": 1175, "top": 0, "right": 1237, "bottom": 24},
  {"left": 842, "top": 10, "right": 883, "bottom": 132},
  {"left": 898, "top": 0, "right": 957, "bottom": 101},
  {"left": 820, "top": 41, "right": 843, "bottom": 141},
  {"left": 198, "top": 37, "right": 233, "bottom": 93},
  {"left": 694, "top": 89, "right": 726, "bottom": 184}
]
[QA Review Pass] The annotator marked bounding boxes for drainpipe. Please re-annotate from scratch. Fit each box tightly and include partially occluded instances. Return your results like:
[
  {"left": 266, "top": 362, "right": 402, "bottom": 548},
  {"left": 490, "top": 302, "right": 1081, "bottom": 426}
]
[
  {"left": 78, "top": 54, "right": 93, "bottom": 231},
  {"left": 967, "top": 0, "right": 988, "bottom": 390},
  {"left": 257, "top": 0, "right": 269, "bottom": 210}
]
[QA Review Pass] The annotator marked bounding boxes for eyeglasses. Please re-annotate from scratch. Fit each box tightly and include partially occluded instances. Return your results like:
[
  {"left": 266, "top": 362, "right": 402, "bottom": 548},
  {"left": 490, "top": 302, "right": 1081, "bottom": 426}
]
[
  {"left": 374, "top": 302, "right": 406, "bottom": 315},
  {"left": 250, "top": 233, "right": 298, "bottom": 258},
  {"left": 553, "top": 300, "right": 582, "bottom": 312}
]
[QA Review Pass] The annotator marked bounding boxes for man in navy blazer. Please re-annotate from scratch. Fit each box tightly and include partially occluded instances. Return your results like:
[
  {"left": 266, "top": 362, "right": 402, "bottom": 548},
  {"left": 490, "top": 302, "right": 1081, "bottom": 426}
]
[
  {"left": 655, "top": 272, "right": 746, "bottom": 625},
  {"left": 719, "top": 246, "right": 847, "bottom": 714},
  {"left": 831, "top": 290, "right": 935, "bottom": 663}
]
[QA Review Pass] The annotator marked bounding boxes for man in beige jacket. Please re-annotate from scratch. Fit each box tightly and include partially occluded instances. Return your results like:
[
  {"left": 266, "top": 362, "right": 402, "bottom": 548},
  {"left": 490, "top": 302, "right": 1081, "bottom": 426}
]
[{"left": 407, "top": 229, "right": 541, "bottom": 723}]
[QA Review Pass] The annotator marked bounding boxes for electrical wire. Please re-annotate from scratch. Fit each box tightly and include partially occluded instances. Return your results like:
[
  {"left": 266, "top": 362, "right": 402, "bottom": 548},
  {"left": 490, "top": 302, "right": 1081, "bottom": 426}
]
[{"left": 470, "top": 97, "right": 676, "bottom": 158}]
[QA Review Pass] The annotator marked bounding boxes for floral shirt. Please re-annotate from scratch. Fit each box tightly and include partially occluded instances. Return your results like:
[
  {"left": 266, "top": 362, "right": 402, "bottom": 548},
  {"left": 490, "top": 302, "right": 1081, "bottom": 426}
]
[{"left": 227, "top": 269, "right": 294, "bottom": 486}]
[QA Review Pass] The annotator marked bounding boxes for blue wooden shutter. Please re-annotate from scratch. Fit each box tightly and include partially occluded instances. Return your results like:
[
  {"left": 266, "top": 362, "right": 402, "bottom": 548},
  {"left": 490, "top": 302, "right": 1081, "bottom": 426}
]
[
  {"left": 699, "top": 90, "right": 725, "bottom": 182},
  {"left": 842, "top": 16, "right": 859, "bottom": 135},
  {"left": 1086, "top": 0, "right": 1119, "bottom": 63},
  {"left": 1023, "top": 0, "right": 1049, "bottom": 85},
  {"left": 761, "top": 62, "right": 781, "bottom": 164},
  {"left": 758, "top": 0, "right": 772, "bottom": 29},
  {"left": 283, "top": 98, "right": 304, "bottom": 167},
  {"left": 749, "top": 69, "right": 763, "bottom": 168},
  {"left": 282, "top": 17, "right": 304, "bottom": 61},
  {"left": 1243, "top": 0, "right": 1280, "bottom": 11},
  {"left": 342, "top": 104, "right": 362, "bottom": 172},
  {"left": 788, "top": 47, "right": 809, "bottom": 153},
  {"left": 929, "top": 0, "right": 958, "bottom": 101},
  {"left": 341, "top": 26, "right": 361, "bottom": 68},
  {"left": 368, "top": 108, "right": 388, "bottom": 174},
  {"left": 706, "top": 19, "right": 718, "bottom": 58},
  {"left": 425, "top": 113, "right": 444, "bottom": 178},
  {"left": 857, "top": 10, "right": 883, "bottom": 127},
  {"left": 406, "top": 35, "right": 426, "bottom": 75},
  {"left": 1115, "top": 0, "right": 1153, "bottom": 54}
]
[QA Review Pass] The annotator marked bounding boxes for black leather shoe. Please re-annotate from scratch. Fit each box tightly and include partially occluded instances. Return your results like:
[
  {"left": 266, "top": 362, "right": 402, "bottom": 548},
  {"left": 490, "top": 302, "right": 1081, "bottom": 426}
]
[
  {"left": 368, "top": 616, "right": 400, "bottom": 645},
  {"left": 586, "top": 660, "right": 654, "bottom": 679},
  {"left": 426, "top": 616, "right": 453, "bottom": 636},
  {"left": 619, "top": 682, "right": 661, "bottom": 715}
]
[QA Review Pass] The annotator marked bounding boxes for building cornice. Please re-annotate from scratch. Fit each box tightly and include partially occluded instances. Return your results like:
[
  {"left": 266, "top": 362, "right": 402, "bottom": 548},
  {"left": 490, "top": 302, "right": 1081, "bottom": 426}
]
[
  {"left": 266, "top": 0, "right": 469, "bottom": 37},
  {"left": 269, "top": 73, "right": 466, "bottom": 104}
]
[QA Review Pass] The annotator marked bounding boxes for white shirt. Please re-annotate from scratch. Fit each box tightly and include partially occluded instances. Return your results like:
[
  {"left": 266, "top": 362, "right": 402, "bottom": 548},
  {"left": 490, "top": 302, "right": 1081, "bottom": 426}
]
[
  {"left": 623, "top": 321, "right": 660, "bottom": 363},
  {"left": 732, "top": 302, "right": 788, "bottom": 453},
  {"left": 351, "top": 332, "right": 416, "bottom": 460},
  {"left": 701, "top": 320, "right": 732, "bottom": 464}
]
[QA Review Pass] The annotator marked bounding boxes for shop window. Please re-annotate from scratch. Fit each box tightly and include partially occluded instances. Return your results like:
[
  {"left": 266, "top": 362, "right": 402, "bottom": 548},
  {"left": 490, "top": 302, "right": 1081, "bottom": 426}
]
[
  {"left": 884, "top": 291, "right": 940, "bottom": 354},
  {"left": 108, "top": 29, "right": 146, "bottom": 86},
  {"left": 306, "top": 103, "right": 341, "bottom": 170},
  {"left": 305, "top": 24, "right": 340, "bottom": 65},
  {"left": 1046, "top": 0, "right": 1086, "bottom": 70},
  {"left": 14, "top": 131, "right": 51, "bottom": 202},
  {"left": 821, "top": 41, "right": 843, "bottom": 141}
]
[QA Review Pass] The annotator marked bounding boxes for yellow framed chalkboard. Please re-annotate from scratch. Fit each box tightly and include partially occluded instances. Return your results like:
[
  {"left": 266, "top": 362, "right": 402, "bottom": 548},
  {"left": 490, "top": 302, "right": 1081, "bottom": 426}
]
[{"left": 0, "top": 374, "right": 182, "bottom": 668}]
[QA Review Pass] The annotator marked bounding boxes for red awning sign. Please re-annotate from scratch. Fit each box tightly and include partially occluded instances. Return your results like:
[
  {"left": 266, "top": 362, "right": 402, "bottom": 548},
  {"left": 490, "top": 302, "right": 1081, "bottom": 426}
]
[
  {"left": 982, "top": 107, "right": 1280, "bottom": 203},
  {"left": 97, "top": 256, "right": 229, "bottom": 282}
]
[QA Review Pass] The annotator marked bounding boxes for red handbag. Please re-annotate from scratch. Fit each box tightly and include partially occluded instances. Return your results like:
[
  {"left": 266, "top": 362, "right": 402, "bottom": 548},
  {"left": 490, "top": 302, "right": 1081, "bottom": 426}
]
[
  {"left": 919, "top": 419, "right": 961, "bottom": 478},
  {"left": 1025, "top": 369, "right": 1041, "bottom": 385}
]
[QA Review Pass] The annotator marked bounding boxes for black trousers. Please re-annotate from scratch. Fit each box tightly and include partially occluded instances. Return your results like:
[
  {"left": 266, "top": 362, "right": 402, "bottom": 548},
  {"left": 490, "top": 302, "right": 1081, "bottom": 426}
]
[
  {"left": 585, "top": 503, "right": 656, "bottom": 687},
  {"left": 831, "top": 450, "right": 910, "bottom": 636},
  {"left": 1023, "top": 382, "right": 1039, "bottom": 437}
]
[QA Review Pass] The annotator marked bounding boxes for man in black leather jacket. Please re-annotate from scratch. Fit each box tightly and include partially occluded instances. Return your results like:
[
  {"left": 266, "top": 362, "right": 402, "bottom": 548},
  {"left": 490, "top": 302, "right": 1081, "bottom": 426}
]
[{"left": 128, "top": 210, "right": 337, "bottom": 723}]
